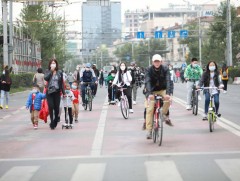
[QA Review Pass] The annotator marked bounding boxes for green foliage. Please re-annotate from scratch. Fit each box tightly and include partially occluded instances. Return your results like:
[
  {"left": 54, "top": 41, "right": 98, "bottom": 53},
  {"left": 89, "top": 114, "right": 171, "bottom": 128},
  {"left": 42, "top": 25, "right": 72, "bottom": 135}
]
[
  {"left": 20, "top": 4, "right": 67, "bottom": 69},
  {"left": 228, "top": 66, "right": 240, "bottom": 79},
  {"left": 11, "top": 73, "right": 34, "bottom": 88}
]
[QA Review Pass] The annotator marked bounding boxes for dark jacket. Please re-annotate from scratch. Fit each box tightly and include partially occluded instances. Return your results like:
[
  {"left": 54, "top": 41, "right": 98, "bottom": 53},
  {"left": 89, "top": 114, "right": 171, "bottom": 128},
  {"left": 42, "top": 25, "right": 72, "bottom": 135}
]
[
  {"left": 0, "top": 74, "right": 12, "bottom": 92},
  {"left": 145, "top": 65, "right": 171, "bottom": 97},
  {"left": 44, "top": 70, "right": 65, "bottom": 95},
  {"left": 199, "top": 70, "right": 222, "bottom": 94}
]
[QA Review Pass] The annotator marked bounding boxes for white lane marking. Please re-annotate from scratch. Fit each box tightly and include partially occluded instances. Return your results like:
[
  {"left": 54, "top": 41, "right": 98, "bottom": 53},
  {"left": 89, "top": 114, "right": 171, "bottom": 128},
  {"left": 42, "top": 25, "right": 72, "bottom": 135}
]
[
  {"left": 173, "top": 96, "right": 240, "bottom": 136},
  {"left": 145, "top": 161, "right": 183, "bottom": 181},
  {"left": 71, "top": 163, "right": 106, "bottom": 181},
  {"left": 91, "top": 96, "right": 109, "bottom": 156},
  {"left": 215, "top": 159, "right": 240, "bottom": 181},
  {"left": 0, "top": 166, "right": 40, "bottom": 181}
]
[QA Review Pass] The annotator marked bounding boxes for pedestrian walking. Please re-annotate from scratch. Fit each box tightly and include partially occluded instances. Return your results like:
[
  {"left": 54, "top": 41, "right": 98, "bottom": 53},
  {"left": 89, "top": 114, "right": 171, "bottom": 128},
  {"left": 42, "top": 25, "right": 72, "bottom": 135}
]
[
  {"left": 71, "top": 81, "right": 80, "bottom": 123},
  {"left": 220, "top": 63, "right": 229, "bottom": 93},
  {"left": 33, "top": 68, "right": 45, "bottom": 92},
  {"left": 25, "top": 84, "right": 46, "bottom": 129},
  {"left": 44, "top": 58, "right": 65, "bottom": 130},
  {"left": 99, "top": 69, "right": 104, "bottom": 88},
  {"left": 67, "top": 72, "right": 74, "bottom": 87},
  {"left": 0, "top": 67, "right": 12, "bottom": 109}
]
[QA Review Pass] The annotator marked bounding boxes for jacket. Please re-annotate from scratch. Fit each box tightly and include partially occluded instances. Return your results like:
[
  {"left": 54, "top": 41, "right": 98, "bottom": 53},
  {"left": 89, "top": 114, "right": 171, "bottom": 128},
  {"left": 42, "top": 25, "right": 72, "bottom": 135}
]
[
  {"left": 0, "top": 74, "right": 12, "bottom": 92},
  {"left": 145, "top": 65, "right": 171, "bottom": 97},
  {"left": 44, "top": 70, "right": 65, "bottom": 95},
  {"left": 26, "top": 91, "right": 46, "bottom": 111},
  {"left": 220, "top": 68, "right": 229, "bottom": 80},
  {"left": 112, "top": 71, "right": 132, "bottom": 86},
  {"left": 184, "top": 64, "right": 203, "bottom": 80}
]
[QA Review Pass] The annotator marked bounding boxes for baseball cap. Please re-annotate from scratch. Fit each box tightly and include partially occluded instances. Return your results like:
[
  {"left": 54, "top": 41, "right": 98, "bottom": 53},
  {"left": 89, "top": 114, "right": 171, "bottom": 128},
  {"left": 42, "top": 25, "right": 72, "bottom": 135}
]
[
  {"left": 152, "top": 54, "right": 162, "bottom": 62},
  {"left": 85, "top": 63, "right": 91, "bottom": 68}
]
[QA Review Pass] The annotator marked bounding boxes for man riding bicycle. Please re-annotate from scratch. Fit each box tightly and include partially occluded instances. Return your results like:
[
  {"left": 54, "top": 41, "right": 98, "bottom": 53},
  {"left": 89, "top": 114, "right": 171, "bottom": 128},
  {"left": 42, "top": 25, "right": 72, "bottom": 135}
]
[
  {"left": 184, "top": 58, "right": 203, "bottom": 110},
  {"left": 80, "top": 63, "right": 97, "bottom": 106},
  {"left": 145, "top": 54, "right": 173, "bottom": 139}
]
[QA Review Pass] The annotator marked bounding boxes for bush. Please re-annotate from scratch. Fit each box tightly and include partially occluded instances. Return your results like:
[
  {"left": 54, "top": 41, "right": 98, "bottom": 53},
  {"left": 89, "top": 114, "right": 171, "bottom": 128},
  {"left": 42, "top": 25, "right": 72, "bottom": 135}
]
[
  {"left": 228, "top": 67, "right": 240, "bottom": 79},
  {"left": 11, "top": 73, "right": 34, "bottom": 88}
]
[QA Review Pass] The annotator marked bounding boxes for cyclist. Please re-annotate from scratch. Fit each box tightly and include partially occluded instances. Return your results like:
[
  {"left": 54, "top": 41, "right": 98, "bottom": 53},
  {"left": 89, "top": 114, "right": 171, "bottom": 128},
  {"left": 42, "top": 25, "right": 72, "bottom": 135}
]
[
  {"left": 145, "top": 54, "right": 173, "bottom": 139},
  {"left": 197, "top": 61, "right": 224, "bottom": 120},
  {"left": 112, "top": 62, "right": 133, "bottom": 113},
  {"left": 80, "top": 63, "right": 97, "bottom": 107},
  {"left": 184, "top": 58, "right": 203, "bottom": 110}
]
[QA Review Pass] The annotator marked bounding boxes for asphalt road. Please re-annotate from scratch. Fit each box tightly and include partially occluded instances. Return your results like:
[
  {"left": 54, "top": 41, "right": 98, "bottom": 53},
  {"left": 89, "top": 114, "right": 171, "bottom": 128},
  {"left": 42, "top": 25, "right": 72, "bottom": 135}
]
[{"left": 0, "top": 84, "right": 239, "bottom": 181}]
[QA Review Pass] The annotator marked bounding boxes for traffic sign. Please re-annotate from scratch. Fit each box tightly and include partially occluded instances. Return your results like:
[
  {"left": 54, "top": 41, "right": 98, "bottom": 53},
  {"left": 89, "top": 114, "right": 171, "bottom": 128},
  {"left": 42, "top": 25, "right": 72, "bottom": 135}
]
[
  {"left": 137, "top": 31, "right": 145, "bottom": 39},
  {"left": 168, "top": 31, "right": 175, "bottom": 38},
  {"left": 154, "top": 31, "right": 163, "bottom": 38},
  {"left": 180, "top": 30, "right": 188, "bottom": 38}
]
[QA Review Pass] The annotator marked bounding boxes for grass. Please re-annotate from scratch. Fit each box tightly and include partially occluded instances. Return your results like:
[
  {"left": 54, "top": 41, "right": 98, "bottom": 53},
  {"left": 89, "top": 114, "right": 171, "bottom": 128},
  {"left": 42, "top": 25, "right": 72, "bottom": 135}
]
[{"left": 10, "top": 87, "right": 30, "bottom": 94}]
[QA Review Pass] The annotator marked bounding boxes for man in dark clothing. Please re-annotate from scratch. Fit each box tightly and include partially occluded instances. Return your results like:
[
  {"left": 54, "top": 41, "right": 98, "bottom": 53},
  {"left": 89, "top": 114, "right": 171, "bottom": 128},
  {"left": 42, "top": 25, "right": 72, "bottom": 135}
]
[
  {"left": 92, "top": 64, "right": 99, "bottom": 95},
  {"left": 144, "top": 54, "right": 173, "bottom": 139}
]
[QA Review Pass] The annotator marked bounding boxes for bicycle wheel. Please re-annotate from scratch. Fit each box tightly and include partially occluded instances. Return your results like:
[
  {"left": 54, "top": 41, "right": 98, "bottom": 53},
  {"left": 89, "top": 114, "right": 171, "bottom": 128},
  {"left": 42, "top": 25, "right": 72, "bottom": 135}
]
[
  {"left": 120, "top": 96, "right": 129, "bottom": 119},
  {"left": 88, "top": 91, "right": 92, "bottom": 111},
  {"left": 152, "top": 114, "right": 157, "bottom": 143},
  {"left": 193, "top": 92, "right": 198, "bottom": 115},
  {"left": 208, "top": 112, "right": 214, "bottom": 132},
  {"left": 158, "top": 109, "right": 164, "bottom": 146}
]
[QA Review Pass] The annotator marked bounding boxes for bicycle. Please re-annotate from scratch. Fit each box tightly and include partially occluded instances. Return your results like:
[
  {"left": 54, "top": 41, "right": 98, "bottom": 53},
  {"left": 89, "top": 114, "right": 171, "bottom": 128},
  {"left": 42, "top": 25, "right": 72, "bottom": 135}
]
[
  {"left": 151, "top": 95, "right": 164, "bottom": 146},
  {"left": 117, "top": 85, "right": 129, "bottom": 119},
  {"left": 189, "top": 79, "right": 199, "bottom": 115},
  {"left": 198, "top": 87, "right": 222, "bottom": 132},
  {"left": 83, "top": 82, "right": 93, "bottom": 111}
]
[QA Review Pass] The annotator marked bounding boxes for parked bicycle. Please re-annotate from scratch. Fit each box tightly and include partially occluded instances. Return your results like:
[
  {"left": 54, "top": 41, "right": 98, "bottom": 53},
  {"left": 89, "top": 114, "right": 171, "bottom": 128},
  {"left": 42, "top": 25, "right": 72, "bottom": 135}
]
[
  {"left": 198, "top": 87, "right": 222, "bottom": 132},
  {"left": 83, "top": 82, "right": 94, "bottom": 111},
  {"left": 117, "top": 85, "right": 129, "bottom": 119},
  {"left": 151, "top": 95, "right": 164, "bottom": 146}
]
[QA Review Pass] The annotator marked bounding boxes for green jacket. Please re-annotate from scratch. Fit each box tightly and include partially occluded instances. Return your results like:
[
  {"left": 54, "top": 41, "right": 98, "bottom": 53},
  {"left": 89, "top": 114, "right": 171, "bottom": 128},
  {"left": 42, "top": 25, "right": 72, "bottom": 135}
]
[
  {"left": 107, "top": 75, "right": 115, "bottom": 82},
  {"left": 184, "top": 64, "right": 203, "bottom": 80}
]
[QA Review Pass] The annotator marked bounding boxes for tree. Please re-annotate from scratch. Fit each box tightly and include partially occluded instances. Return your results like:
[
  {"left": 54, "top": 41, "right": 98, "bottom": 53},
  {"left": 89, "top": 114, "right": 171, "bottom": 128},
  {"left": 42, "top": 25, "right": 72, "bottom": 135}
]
[{"left": 20, "top": 4, "right": 67, "bottom": 69}]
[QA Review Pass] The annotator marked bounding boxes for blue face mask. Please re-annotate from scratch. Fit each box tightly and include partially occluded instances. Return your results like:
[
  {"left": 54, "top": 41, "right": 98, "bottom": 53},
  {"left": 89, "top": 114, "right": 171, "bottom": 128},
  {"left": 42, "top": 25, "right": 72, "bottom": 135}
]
[
  {"left": 72, "top": 85, "right": 77, "bottom": 89},
  {"left": 65, "top": 90, "right": 70, "bottom": 94}
]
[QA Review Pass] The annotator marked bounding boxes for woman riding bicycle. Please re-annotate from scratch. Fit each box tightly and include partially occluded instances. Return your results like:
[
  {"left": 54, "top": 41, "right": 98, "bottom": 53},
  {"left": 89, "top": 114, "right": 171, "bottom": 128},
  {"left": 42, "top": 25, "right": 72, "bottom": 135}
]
[
  {"left": 197, "top": 61, "right": 224, "bottom": 120},
  {"left": 112, "top": 62, "right": 134, "bottom": 113}
]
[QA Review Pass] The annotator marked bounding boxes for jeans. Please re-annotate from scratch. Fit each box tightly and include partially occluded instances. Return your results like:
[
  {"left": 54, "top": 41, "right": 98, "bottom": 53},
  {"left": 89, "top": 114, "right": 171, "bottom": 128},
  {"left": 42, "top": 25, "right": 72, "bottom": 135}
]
[
  {"left": 0, "top": 90, "right": 9, "bottom": 106},
  {"left": 204, "top": 92, "right": 219, "bottom": 114}
]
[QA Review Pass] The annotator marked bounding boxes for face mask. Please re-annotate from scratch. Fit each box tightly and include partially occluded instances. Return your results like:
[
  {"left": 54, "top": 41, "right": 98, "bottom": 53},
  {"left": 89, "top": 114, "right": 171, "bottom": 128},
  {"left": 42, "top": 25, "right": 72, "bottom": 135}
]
[
  {"left": 192, "top": 64, "right": 198, "bottom": 68},
  {"left": 65, "top": 90, "right": 70, "bottom": 94},
  {"left": 85, "top": 68, "right": 90, "bottom": 71},
  {"left": 120, "top": 66, "right": 126, "bottom": 71},
  {"left": 51, "top": 63, "right": 56, "bottom": 69},
  {"left": 2, "top": 71, "right": 5, "bottom": 75},
  {"left": 111, "top": 74, "right": 115, "bottom": 77},
  {"left": 72, "top": 85, "right": 77, "bottom": 89},
  {"left": 209, "top": 66, "right": 216, "bottom": 71},
  {"left": 169, "top": 67, "right": 172, "bottom": 70},
  {"left": 32, "top": 89, "right": 38, "bottom": 93},
  {"left": 76, "top": 67, "right": 80, "bottom": 71}
]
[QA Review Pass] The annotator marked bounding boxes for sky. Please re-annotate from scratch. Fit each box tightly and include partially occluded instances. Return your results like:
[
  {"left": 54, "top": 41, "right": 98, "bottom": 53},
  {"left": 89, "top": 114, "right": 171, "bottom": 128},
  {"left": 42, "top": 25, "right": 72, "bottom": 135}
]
[{"left": 11, "top": 0, "right": 240, "bottom": 31}]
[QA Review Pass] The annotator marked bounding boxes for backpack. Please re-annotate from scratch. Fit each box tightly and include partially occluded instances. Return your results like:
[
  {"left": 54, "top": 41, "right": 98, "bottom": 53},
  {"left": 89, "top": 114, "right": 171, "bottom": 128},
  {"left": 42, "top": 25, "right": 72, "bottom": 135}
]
[
  {"left": 222, "top": 70, "right": 227, "bottom": 78},
  {"left": 82, "top": 70, "right": 93, "bottom": 82}
]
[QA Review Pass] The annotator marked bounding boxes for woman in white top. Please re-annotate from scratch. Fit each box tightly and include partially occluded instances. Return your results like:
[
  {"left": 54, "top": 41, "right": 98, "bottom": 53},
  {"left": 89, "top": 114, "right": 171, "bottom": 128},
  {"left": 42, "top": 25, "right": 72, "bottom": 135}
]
[{"left": 113, "top": 62, "right": 133, "bottom": 113}]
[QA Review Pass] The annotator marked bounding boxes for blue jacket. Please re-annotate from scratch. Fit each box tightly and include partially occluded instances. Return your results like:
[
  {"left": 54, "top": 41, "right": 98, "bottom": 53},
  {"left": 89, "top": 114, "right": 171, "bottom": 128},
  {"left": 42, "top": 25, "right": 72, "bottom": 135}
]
[{"left": 26, "top": 92, "right": 46, "bottom": 111}]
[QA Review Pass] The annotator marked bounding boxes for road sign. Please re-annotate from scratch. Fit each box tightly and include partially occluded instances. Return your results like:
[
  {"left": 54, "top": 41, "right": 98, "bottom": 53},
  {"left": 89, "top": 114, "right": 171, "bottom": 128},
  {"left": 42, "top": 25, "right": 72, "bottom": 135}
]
[
  {"left": 180, "top": 30, "right": 188, "bottom": 38},
  {"left": 154, "top": 31, "right": 163, "bottom": 39},
  {"left": 168, "top": 31, "right": 175, "bottom": 38},
  {"left": 137, "top": 31, "right": 145, "bottom": 39}
]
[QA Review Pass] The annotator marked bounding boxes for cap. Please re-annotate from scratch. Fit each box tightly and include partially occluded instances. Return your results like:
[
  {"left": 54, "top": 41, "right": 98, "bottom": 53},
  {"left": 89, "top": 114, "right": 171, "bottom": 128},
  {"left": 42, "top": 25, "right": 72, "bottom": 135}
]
[
  {"left": 152, "top": 54, "right": 162, "bottom": 62},
  {"left": 130, "top": 61, "right": 136, "bottom": 66},
  {"left": 85, "top": 63, "right": 91, "bottom": 68}
]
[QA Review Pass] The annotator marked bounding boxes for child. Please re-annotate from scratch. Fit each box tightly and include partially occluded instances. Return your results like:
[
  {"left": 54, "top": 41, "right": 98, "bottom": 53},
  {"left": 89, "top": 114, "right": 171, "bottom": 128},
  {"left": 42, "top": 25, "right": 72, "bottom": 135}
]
[
  {"left": 107, "top": 70, "right": 116, "bottom": 103},
  {"left": 25, "top": 84, "right": 46, "bottom": 129},
  {"left": 62, "top": 83, "right": 75, "bottom": 127},
  {"left": 71, "top": 81, "right": 80, "bottom": 123}
]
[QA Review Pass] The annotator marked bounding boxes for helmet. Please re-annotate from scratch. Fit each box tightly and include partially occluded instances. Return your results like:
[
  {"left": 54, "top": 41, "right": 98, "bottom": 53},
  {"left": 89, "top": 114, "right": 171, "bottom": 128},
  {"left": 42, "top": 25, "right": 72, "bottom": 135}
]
[
  {"left": 85, "top": 63, "right": 91, "bottom": 68},
  {"left": 152, "top": 54, "right": 162, "bottom": 62}
]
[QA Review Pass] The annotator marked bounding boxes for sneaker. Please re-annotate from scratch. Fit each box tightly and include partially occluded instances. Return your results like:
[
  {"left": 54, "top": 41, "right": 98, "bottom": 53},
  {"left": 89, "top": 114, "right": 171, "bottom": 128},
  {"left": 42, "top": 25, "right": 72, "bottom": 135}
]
[
  {"left": 146, "top": 131, "right": 152, "bottom": 139},
  {"left": 142, "top": 122, "right": 146, "bottom": 130},
  {"left": 163, "top": 115, "right": 174, "bottom": 126},
  {"left": 82, "top": 103, "right": 86, "bottom": 107},
  {"left": 70, "top": 124, "right": 73, "bottom": 127},
  {"left": 133, "top": 101, "right": 136, "bottom": 105},
  {"left": 223, "top": 90, "right": 227, "bottom": 94},
  {"left": 129, "top": 109, "right": 134, "bottom": 113},
  {"left": 198, "top": 95, "right": 201, "bottom": 101},
  {"left": 216, "top": 112, "right": 221, "bottom": 117},
  {"left": 0, "top": 105, "right": 3, "bottom": 109},
  {"left": 186, "top": 105, "right": 192, "bottom": 110},
  {"left": 202, "top": 113, "right": 207, "bottom": 120},
  {"left": 33, "top": 124, "right": 38, "bottom": 129},
  {"left": 75, "top": 119, "right": 78, "bottom": 123}
]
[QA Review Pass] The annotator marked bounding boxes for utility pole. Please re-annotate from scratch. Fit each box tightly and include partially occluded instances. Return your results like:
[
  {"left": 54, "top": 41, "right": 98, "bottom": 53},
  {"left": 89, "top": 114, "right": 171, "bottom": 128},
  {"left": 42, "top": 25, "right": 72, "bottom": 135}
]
[
  {"left": 199, "top": 8, "right": 202, "bottom": 66},
  {"left": 2, "top": 0, "right": 8, "bottom": 68},
  {"left": 226, "top": 0, "right": 233, "bottom": 66},
  {"left": 9, "top": 0, "right": 13, "bottom": 67}
]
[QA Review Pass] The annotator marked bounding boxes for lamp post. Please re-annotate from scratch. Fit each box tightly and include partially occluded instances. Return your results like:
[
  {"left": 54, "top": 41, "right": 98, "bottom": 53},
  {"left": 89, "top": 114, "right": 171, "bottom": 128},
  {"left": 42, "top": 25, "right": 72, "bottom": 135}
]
[{"left": 226, "top": 0, "right": 232, "bottom": 66}]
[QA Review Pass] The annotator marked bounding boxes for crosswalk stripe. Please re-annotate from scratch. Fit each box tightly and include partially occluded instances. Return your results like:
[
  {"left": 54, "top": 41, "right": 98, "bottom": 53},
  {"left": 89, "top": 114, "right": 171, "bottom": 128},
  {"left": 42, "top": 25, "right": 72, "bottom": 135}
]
[
  {"left": 145, "top": 161, "right": 183, "bottom": 181},
  {"left": 71, "top": 163, "right": 106, "bottom": 181},
  {"left": 0, "top": 166, "right": 40, "bottom": 181},
  {"left": 215, "top": 159, "right": 240, "bottom": 181}
]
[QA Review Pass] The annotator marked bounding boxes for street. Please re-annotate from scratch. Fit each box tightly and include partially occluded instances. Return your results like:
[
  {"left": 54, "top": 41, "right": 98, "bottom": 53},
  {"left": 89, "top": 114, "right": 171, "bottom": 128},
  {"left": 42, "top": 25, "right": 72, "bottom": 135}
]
[{"left": 0, "top": 84, "right": 240, "bottom": 181}]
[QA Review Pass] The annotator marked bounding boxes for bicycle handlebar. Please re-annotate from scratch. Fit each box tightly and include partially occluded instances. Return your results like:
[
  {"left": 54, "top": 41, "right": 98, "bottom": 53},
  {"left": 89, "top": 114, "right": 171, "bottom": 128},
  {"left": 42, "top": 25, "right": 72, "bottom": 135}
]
[{"left": 196, "top": 87, "right": 223, "bottom": 91}]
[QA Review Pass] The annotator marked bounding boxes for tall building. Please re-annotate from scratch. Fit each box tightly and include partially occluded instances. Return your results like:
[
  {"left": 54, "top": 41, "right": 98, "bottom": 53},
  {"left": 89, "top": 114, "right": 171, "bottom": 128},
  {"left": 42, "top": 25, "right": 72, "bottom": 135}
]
[{"left": 81, "top": 0, "right": 121, "bottom": 55}]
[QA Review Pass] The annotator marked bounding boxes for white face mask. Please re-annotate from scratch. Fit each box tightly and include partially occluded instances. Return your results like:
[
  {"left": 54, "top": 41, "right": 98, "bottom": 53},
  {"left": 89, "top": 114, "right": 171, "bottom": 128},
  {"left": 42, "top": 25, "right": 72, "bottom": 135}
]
[
  {"left": 32, "top": 89, "right": 38, "bottom": 93},
  {"left": 209, "top": 66, "right": 216, "bottom": 71},
  {"left": 192, "top": 64, "right": 198, "bottom": 68},
  {"left": 72, "top": 85, "right": 77, "bottom": 89},
  {"left": 111, "top": 73, "right": 116, "bottom": 77},
  {"left": 120, "top": 65, "right": 126, "bottom": 71},
  {"left": 2, "top": 71, "right": 5, "bottom": 75},
  {"left": 50, "top": 63, "right": 56, "bottom": 69},
  {"left": 76, "top": 67, "right": 80, "bottom": 70}
]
